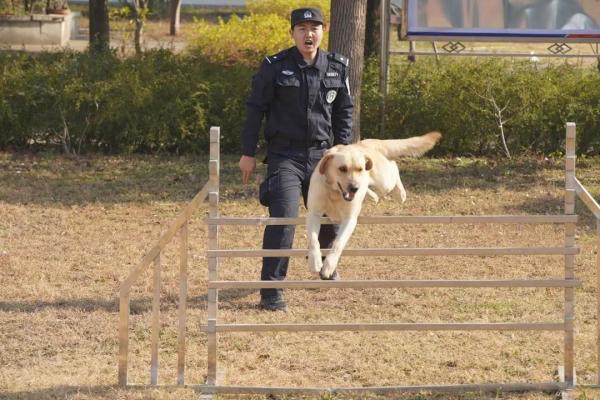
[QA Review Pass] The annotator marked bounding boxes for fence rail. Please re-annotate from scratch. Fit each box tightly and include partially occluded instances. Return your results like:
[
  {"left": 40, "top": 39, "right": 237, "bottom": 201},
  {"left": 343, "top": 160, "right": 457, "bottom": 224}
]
[
  {"left": 206, "top": 214, "right": 578, "bottom": 225},
  {"left": 207, "top": 246, "right": 578, "bottom": 258},
  {"left": 208, "top": 279, "right": 580, "bottom": 289},
  {"left": 202, "top": 322, "right": 566, "bottom": 333}
]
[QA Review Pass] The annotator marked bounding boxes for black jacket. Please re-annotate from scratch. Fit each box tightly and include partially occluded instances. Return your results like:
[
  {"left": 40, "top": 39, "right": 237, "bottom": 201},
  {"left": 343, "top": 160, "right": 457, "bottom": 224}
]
[{"left": 241, "top": 46, "right": 353, "bottom": 157}]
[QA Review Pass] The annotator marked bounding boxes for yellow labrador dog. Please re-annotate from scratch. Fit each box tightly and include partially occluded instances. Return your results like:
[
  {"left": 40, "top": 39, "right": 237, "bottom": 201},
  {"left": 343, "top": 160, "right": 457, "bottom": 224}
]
[{"left": 306, "top": 132, "right": 442, "bottom": 279}]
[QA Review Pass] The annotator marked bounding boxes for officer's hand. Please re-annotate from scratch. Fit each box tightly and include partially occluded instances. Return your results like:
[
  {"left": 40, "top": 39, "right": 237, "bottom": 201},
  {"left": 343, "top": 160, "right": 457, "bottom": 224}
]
[{"left": 239, "top": 155, "right": 256, "bottom": 184}]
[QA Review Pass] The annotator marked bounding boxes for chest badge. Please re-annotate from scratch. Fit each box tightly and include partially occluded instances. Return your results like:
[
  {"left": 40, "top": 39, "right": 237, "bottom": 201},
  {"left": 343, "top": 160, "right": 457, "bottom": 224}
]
[
  {"left": 326, "top": 72, "right": 339, "bottom": 77},
  {"left": 282, "top": 70, "right": 294, "bottom": 76},
  {"left": 326, "top": 90, "right": 337, "bottom": 103}
]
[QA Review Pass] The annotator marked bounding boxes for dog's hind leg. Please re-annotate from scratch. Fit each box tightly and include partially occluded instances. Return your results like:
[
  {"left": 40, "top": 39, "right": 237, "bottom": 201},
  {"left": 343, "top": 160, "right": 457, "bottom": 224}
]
[{"left": 390, "top": 162, "right": 407, "bottom": 203}]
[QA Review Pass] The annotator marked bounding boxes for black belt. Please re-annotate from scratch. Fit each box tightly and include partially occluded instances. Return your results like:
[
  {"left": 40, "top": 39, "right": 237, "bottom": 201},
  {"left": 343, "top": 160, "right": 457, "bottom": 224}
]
[{"left": 268, "top": 138, "right": 329, "bottom": 149}]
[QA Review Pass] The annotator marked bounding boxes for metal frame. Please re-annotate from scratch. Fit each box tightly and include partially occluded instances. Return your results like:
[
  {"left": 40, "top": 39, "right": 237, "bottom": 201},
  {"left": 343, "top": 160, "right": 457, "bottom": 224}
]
[
  {"left": 377, "top": 1, "right": 600, "bottom": 92},
  {"left": 402, "top": 0, "right": 600, "bottom": 44}
]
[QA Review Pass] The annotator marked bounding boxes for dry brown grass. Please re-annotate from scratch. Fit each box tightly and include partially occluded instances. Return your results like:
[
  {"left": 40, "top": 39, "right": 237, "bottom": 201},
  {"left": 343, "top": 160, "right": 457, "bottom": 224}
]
[{"left": 1, "top": 151, "right": 599, "bottom": 400}]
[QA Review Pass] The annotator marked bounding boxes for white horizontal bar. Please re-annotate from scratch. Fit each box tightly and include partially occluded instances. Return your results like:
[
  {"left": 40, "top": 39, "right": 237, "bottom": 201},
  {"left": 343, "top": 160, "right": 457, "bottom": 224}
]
[
  {"left": 574, "top": 178, "right": 600, "bottom": 219},
  {"left": 203, "top": 322, "right": 564, "bottom": 333},
  {"left": 209, "top": 279, "right": 580, "bottom": 290},
  {"left": 206, "top": 215, "right": 577, "bottom": 226},
  {"left": 207, "top": 247, "right": 578, "bottom": 258}
]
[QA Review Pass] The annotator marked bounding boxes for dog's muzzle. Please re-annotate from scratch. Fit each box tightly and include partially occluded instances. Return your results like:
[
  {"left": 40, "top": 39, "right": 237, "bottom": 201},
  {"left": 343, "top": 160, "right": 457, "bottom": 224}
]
[{"left": 338, "top": 183, "right": 359, "bottom": 201}]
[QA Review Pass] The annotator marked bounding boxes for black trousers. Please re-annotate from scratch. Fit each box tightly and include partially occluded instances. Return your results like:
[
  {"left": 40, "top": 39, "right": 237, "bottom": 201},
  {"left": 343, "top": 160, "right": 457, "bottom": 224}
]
[{"left": 260, "top": 145, "right": 337, "bottom": 299}]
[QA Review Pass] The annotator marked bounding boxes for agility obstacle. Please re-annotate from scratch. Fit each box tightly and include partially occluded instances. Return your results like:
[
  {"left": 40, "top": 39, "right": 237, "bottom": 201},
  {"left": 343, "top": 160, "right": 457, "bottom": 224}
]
[{"left": 118, "top": 123, "right": 600, "bottom": 398}]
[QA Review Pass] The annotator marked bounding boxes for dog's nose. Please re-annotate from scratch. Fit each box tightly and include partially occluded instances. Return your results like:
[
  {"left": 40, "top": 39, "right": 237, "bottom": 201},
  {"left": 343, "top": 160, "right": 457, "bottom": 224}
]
[{"left": 349, "top": 185, "right": 359, "bottom": 194}]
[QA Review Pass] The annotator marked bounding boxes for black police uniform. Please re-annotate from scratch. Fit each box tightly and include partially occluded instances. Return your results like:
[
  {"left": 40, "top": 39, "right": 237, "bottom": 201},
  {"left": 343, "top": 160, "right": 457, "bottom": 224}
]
[{"left": 241, "top": 46, "right": 353, "bottom": 302}]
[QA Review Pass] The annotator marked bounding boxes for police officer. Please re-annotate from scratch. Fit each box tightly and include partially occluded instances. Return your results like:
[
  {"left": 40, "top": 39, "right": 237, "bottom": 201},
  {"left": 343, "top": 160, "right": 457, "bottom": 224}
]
[{"left": 239, "top": 7, "right": 353, "bottom": 311}]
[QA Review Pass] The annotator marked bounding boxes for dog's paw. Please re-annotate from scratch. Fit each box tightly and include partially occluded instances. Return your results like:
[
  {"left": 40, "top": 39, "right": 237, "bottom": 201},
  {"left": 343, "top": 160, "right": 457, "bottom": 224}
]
[
  {"left": 308, "top": 250, "right": 323, "bottom": 273},
  {"left": 320, "top": 256, "right": 338, "bottom": 279},
  {"left": 392, "top": 185, "right": 407, "bottom": 203},
  {"left": 367, "top": 188, "right": 380, "bottom": 204},
  {"left": 399, "top": 186, "right": 407, "bottom": 203}
]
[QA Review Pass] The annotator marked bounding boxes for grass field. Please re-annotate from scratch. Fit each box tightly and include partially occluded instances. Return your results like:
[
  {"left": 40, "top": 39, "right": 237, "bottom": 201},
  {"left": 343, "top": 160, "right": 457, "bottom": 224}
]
[{"left": 1, "top": 149, "right": 600, "bottom": 400}]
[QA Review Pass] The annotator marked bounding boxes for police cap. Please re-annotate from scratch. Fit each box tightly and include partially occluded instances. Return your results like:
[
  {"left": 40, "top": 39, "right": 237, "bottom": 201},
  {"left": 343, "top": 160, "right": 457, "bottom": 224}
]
[{"left": 290, "top": 7, "right": 324, "bottom": 28}]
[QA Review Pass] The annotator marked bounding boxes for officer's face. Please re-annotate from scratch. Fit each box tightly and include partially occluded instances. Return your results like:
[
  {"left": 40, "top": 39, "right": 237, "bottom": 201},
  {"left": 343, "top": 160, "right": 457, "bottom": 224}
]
[{"left": 290, "top": 22, "right": 324, "bottom": 58}]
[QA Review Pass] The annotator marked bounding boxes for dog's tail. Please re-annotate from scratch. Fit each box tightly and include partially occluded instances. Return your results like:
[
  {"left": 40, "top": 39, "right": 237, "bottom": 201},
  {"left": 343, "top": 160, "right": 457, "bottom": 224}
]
[{"left": 359, "top": 131, "right": 442, "bottom": 158}]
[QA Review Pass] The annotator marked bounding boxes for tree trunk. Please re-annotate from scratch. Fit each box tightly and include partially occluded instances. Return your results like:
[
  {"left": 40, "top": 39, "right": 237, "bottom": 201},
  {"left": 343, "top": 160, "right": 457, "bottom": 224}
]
[
  {"left": 364, "top": 0, "right": 382, "bottom": 60},
  {"left": 169, "top": 0, "right": 181, "bottom": 36},
  {"left": 89, "top": 0, "right": 109, "bottom": 52},
  {"left": 329, "top": 0, "right": 368, "bottom": 142},
  {"left": 133, "top": 0, "right": 146, "bottom": 54}
]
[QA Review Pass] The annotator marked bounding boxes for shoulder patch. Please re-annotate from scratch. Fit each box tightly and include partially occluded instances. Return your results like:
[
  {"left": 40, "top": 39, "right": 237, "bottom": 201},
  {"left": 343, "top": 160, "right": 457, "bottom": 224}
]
[
  {"left": 265, "top": 49, "right": 288, "bottom": 64},
  {"left": 328, "top": 52, "right": 349, "bottom": 66}
]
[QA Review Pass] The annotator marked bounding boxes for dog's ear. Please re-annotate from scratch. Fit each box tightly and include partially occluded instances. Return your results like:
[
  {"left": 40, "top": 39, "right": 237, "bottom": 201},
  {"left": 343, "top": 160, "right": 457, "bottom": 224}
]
[
  {"left": 319, "top": 154, "right": 335, "bottom": 175},
  {"left": 365, "top": 156, "right": 373, "bottom": 171}
]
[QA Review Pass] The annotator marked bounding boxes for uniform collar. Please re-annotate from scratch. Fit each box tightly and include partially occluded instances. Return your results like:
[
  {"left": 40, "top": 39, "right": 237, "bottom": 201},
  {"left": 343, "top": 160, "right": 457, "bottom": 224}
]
[{"left": 290, "top": 46, "right": 328, "bottom": 71}]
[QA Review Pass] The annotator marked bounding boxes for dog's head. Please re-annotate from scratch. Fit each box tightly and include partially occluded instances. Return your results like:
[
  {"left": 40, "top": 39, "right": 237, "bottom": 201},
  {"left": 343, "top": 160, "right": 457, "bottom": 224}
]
[{"left": 318, "top": 147, "right": 372, "bottom": 202}]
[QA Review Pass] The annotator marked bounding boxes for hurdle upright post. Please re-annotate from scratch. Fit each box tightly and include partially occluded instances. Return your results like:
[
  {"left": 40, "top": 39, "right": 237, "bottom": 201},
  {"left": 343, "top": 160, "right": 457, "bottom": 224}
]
[
  {"left": 563, "top": 122, "right": 576, "bottom": 389},
  {"left": 177, "top": 219, "right": 188, "bottom": 385},
  {"left": 207, "top": 127, "right": 220, "bottom": 387},
  {"left": 150, "top": 253, "right": 161, "bottom": 384},
  {"left": 597, "top": 218, "right": 600, "bottom": 385}
]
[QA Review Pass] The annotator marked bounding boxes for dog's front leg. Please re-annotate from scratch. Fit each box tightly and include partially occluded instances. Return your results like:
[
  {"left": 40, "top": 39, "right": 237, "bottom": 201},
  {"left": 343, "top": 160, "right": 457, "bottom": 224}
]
[
  {"left": 306, "top": 212, "right": 323, "bottom": 273},
  {"left": 320, "top": 216, "right": 358, "bottom": 279}
]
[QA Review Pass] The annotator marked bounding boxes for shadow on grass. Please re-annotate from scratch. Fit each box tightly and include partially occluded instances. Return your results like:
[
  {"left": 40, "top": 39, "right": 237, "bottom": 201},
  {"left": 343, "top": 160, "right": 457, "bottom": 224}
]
[
  {"left": 0, "top": 152, "right": 578, "bottom": 207},
  {"left": 0, "top": 385, "right": 120, "bottom": 400},
  {"left": 0, "top": 385, "right": 218, "bottom": 400},
  {"left": 0, "top": 288, "right": 257, "bottom": 314},
  {"left": 0, "top": 385, "right": 565, "bottom": 400},
  {"left": 506, "top": 191, "right": 599, "bottom": 233},
  {"left": 0, "top": 297, "right": 119, "bottom": 313}
]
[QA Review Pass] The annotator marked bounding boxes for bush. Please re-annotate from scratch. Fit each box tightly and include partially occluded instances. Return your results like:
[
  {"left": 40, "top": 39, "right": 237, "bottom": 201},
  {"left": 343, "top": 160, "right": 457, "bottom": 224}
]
[
  {"left": 1, "top": 51, "right": 599, "bottom": 156},
  {"left": 0, "top": 50, "right": 251, "bottom": 154},
  {"left": 361, "top": 57, "right": 600, "bottom": 156},
  {"left": 247, "top": 0, "right": 330, "bottom": 21},
  {"left": 188, "top": 0, "right": 330, "bottom": 68},
  {"left": 188, "top": 14, "right": 292, "bottom": 68}
]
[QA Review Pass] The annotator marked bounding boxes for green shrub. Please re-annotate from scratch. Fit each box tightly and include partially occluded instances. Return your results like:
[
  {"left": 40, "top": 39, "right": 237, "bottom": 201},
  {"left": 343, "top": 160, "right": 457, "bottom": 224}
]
[
  {"left": 247, "top": 0, "right": 330, "bottom": 21},
  {"left": 1, "top": 51, "right": 599, "bottom": 156},
  {"left": 188, "top": 0, "right": 331, "bottom": 68},
  {"left": 188, "top": 14, "right": 292, "bottom": 67},
  {"left": 361, "top": 57, "right": 600, "bottom": 156}
]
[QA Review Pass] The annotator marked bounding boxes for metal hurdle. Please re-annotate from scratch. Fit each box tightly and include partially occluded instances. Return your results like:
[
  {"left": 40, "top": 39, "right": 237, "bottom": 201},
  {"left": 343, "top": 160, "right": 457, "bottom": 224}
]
[{"left": 118, "top": 123, "right": 600, "bottom": 399}]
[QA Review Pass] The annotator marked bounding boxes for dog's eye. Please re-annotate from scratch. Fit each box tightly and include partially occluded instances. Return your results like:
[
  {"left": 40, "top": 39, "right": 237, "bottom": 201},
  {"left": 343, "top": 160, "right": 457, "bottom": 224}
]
[{"left": 339, "top": 166, "right": 348, "bottom": 173}]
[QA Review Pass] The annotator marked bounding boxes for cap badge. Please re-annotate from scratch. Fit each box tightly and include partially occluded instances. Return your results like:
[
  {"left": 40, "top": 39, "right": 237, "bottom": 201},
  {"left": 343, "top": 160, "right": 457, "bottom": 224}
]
[
  {"left": 282, "top": 70, "right": 294, "bottom": 76},
  {"left": 326, "top": 90, "right": 337, "bottom": 103},
  {"left": 304, "top": 10, "right": 313, "bottom": 18}
]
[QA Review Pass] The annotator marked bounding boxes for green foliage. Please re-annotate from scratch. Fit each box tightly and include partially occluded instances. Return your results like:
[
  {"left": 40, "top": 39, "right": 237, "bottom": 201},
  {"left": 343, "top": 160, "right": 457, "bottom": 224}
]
[
  {"left": 246, "top": 0, "right": 330, "bottom": 21},
  {"left": 0, "top": 0, "right": 12, "bottom": 14},
  {"left": 0, "top": 50, "right": 251, "bottom": 154},
  {"left": 1, "top": 51, "right": 599, "bottom": 156},
  {"left": 188, "top": 13, "right": 292, "bottom": 67},
  {"left": 188, "top": 0, "right": 330, "bottom": 68},
  {"left": 361, "top": 57, "right": 600, "bottom": 156}
]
